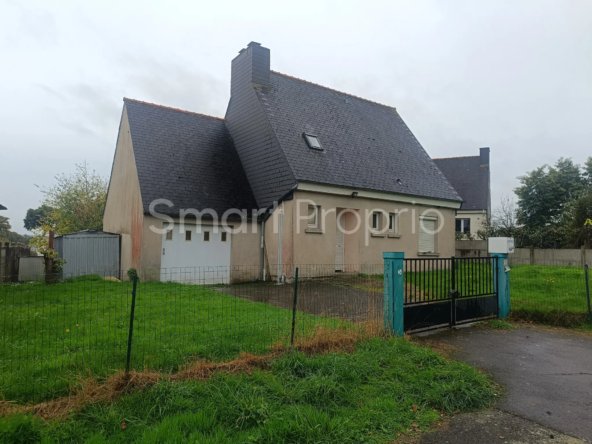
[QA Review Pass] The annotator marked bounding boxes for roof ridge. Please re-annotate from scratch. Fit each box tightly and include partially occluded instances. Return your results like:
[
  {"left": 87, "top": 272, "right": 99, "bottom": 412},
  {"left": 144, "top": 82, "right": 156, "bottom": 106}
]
[
  {"left": 123, "top": 97, "right": 225, "bottom": 121},
  {"left": 270, "top": 70, "right": 395, "bottom": 110},
  {"left": 432, "top": 155, "right": 479, "bottom": 160}
]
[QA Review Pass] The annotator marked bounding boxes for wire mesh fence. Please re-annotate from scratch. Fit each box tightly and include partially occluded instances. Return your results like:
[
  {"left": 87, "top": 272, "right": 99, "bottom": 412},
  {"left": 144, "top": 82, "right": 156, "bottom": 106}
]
[
  {"left": 0, "top": 264, "right": 384, "bottom": 403},
  {"left": 509, "top": 260, "right": 591, "bottom": 327}
]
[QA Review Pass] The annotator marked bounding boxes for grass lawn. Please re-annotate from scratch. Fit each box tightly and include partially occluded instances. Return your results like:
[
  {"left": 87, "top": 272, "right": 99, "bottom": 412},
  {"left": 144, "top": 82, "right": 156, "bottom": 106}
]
[
  {"left": 510, "top": 264, "right": 589, "bottom": 313},
  {"left": 372, "top": 263, "right": 590, "bottom": 314},
  {"left": 0, "top": 276, "right": 347, "bottom": 403},
  {"left": 0, "top": 338, "right": 497, "bottom": 444}
]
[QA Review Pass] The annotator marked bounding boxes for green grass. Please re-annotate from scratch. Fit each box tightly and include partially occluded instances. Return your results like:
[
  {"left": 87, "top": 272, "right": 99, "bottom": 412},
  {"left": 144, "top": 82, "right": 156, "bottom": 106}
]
[
  {"left": 480, "top": 319, "right": 515, "bottom": 330},
  {"left": 510, "top": 265, "right": 589, "bottom": 313},
  {"left": 0, "top": 276, "right": 345, "bottom": 403},
  {"left": 0, "top": 338, "right": 498, "bottom": 444}
]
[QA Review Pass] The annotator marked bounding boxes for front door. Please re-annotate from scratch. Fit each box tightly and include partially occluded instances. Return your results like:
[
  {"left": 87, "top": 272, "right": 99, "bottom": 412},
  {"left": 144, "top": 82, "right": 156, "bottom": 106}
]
[{"left": 335, "top": 212, "right": 345, "bottom": 271}]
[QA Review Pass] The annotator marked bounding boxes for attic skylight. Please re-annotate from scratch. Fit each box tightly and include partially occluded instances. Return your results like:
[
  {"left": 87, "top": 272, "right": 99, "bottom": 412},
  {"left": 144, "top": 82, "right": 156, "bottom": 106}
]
[{"left": 303, "top": 133, "right": 323, "bottom": 151}]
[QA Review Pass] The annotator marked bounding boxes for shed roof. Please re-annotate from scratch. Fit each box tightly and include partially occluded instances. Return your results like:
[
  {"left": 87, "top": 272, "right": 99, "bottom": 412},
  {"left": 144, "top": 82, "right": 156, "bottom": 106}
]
[{"left": 55, "top": 230, "right": 121, "bottom": 239}]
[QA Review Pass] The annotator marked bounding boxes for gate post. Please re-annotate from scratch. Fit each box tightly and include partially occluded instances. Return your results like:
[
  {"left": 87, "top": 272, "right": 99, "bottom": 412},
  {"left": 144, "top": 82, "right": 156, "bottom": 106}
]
[
  {"left": 383, "top": 252, "right": 404, "bottom": 336},
  {"left": 491, "top": 253, "right": 510, "bottom": 318}
]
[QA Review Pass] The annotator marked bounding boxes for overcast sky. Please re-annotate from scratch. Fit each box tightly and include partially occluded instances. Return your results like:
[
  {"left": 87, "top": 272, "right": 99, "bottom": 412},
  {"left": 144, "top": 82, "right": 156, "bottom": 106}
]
[{"left": 1, "top": 0, "right": 591, "bottom": 233}]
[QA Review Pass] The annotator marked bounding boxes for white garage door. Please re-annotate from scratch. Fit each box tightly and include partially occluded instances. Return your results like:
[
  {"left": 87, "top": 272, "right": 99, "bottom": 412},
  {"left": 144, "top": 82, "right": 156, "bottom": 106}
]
[{"left": 160, "top": 224, "right": 231, "bottom": 284}]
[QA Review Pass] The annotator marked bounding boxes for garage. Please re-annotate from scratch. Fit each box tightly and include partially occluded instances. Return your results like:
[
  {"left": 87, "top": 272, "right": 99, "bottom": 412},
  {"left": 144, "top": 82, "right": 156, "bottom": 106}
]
[{"left": 160, "top": 224, "right": 231, "bottom": 284}]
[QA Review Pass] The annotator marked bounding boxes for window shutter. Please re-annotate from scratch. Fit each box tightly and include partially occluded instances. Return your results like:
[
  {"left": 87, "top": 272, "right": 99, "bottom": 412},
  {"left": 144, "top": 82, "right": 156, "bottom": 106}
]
[{"left": 419, "top": 219, "right": 436, "bottom": 252}]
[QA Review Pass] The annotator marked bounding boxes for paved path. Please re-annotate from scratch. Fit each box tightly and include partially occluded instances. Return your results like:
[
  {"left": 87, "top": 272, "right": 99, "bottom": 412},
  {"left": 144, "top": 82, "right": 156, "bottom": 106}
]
[
  {"left": 419, "top": 409, "right": 583, "bottom": 444},
  {"left": 417, "top": 325, "right": 592, "bottom": 442},
  {"left": 212, "top": 279, "right": 383, "bottom": 322}
]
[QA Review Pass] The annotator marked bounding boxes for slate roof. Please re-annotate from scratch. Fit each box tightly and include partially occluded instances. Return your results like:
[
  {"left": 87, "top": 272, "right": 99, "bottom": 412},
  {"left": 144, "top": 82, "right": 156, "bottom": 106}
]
[
  {"left": 432, "top": 155, "right": 489, "bottom": 210},
  {"left": 0, "top": 204, "right": 6, "bottom": 210},
  {"left": 124, "top": 98, "right": 257, "bottom": 215},
  {"left": 252, "top": 71, "right": 462, "bottom": 203}
]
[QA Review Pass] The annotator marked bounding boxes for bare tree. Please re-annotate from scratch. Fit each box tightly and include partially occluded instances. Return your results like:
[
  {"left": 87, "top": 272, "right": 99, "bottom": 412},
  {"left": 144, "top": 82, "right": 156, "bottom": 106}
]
[{"left": 491, "top": 195, "right": 518, "bottom": 233}]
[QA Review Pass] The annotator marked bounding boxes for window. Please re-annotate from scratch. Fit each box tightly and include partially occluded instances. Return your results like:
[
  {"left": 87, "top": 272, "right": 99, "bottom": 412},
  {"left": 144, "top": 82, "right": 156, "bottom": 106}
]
[
  {"left": 221, "top": 232, "right": 227, "bottom": 242},
  {"left": 203, "top": 231, "right": 210, "bottom": 242},
  {"left": 165, "top": 229, "right": 173, "bottom": 241},
  {"left": 419, "top": 216, "right": 437, "bottom": 253},
  {"left": 308, "top": 205, "right": 320, "bottom": 228},
  {"left": 389, "top": 212, "right": 399, "bottom": 235},
  {"left": 372, "top": 212, "right": 382, "bottom": 230},
  {"left": 185, "top": 230, "right": 192, "bottom": 241},
  {"left": 456, "top": 218, "right": 471, "bottom": 233},
  {"left": 303, "top": 133, "right": 323, "bottom": 150}
]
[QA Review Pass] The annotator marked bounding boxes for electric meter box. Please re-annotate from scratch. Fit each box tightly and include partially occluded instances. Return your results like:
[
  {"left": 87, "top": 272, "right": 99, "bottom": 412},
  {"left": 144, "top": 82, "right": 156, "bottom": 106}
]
[{"left": 488, "top": 237, "right": 515, "bottom": 254}]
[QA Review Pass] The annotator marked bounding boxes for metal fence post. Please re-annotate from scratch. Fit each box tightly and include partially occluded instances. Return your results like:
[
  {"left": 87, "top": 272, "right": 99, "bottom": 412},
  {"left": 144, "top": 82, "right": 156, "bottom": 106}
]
[
  {"left": 383, "top": 252, "right": 404, "bottom": 336},
  {"left": 290, "top": 267, "right": 299, "bottom": 348},
  {"left": 491, "top": 253, "right": 510, "bottom": 318},
  {"left": 450, "top": 256, "right": 457, "bottom": 327},
  {"left": 585, "top": 264, "right": 591, "bottom": 321},
  {"left": 125, "top": 271, "right": 139, "bottom": 373}
]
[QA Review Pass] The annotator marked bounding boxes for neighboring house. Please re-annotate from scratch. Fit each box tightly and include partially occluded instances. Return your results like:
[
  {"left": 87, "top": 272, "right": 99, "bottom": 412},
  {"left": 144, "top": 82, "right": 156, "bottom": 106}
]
[
  {"left": 433, "top": 148, "right": 491, "bottom": 238},
  {"left": 104, "top": 42, "right": 462, "bottom": 281}
]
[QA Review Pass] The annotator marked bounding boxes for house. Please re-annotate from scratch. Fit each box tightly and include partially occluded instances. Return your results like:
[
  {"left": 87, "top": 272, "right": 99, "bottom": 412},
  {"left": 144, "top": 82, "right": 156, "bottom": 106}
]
[
  {"left": 103, "top": 42, "right": 462, "bottom": 281},
  {"left": 0, "top": 204, "right": 6, "bottom": 210},
  {"left": 432, "top": 148, "right": 491, "bottom": 238}
]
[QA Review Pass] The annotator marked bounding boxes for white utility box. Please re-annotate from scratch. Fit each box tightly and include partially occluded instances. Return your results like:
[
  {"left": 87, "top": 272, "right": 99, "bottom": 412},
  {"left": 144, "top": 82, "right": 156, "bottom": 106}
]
[{"left": 488, "top": 237, "right": 515, "bottom": 254}]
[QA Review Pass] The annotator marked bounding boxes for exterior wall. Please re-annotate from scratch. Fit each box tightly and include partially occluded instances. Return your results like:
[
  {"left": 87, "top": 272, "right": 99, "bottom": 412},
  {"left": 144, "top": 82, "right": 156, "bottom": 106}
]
[
  {"left": 103, "top": 105, "right": 145, "bottom": 271},
  {"left": 456, "top": 210, "right": 488, "bottom": 237},
  {"left": 141, "top": 214, "right": 261, "bottom": 282},
  {"left": 264, "top": 190, "right": 457, "bottom": 276},
  {"left": 18, "top": 257, "right": 44, "bottom": 281},
  {"left": 264, "top": 200, "right": 294, "bottom": 278},
  {"left": 510, "top": 247, "right": 590, "bottom": 267},
  {"left": 456, "top": 240, "right": 489, "bottom": 257}
]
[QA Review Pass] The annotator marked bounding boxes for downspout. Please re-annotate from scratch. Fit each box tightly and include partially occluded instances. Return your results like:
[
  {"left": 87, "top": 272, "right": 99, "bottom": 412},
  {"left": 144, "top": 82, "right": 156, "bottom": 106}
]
[
  {"left": 261, "top": 218, "right": 266, "bottom": 281},
  {"left": 260, "top": 183, "right": 298, "bottom": 284},
  {"left": 277, "top": 203, "right": 284, "bottom": 284}
]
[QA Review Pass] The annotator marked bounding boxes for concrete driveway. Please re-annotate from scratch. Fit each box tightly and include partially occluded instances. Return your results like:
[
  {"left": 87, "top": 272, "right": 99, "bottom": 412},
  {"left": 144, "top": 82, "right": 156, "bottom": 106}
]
[{"left": 417, "top": 324, "right": 592, "bottom": 442}]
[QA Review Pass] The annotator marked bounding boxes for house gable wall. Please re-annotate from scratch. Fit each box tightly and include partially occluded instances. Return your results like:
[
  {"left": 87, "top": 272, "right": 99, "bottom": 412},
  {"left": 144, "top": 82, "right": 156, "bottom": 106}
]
[{"left": 103, "top": 105, "right": 144, "bottom": 272}]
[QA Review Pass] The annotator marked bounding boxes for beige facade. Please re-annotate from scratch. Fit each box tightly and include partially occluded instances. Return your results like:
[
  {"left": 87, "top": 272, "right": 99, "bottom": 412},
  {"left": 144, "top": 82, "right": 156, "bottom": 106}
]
[
  {"left": 141, "top": 214, "right": 261, "bottom": 280},
  {"left": 456, "top": 210, "right": 488, "bottom": 238},
  {"left": 103, "top": 106, "right": 144, "bottom": 274},
  {"left": 263, "top": 186, "right": 459, "bottom": 278}
]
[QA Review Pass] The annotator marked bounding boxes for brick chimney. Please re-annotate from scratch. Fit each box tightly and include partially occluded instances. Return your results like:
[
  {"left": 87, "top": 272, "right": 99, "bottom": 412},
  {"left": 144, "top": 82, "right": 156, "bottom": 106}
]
[
  {"left": 231, "top": 42, "right": 271, "bottom": 97},
  {"left": 479, "top": 147, "right": 490, "bottom": 167}
]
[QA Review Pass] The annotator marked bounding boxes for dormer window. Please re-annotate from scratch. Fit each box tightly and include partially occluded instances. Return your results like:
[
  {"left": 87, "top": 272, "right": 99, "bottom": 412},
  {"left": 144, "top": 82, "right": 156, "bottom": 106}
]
[{"left": 303, "top": 133, "right": 323, "bottom": 150}]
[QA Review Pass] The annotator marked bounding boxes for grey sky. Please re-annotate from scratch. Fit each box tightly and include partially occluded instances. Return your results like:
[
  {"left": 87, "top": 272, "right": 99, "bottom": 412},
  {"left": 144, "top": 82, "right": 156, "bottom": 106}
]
[{"left": 1, "top": 0, "right": 591, "bottom": 233}]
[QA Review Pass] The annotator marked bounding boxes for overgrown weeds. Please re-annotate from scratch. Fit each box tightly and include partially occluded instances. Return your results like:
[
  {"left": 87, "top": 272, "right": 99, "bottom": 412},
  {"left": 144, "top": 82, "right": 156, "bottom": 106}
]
[
  {"left": 0, "top": 325, "right": 377, "bottom": 421},
  {"left": 0, "top": 337, "right": 497, "bottom": 443}
]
